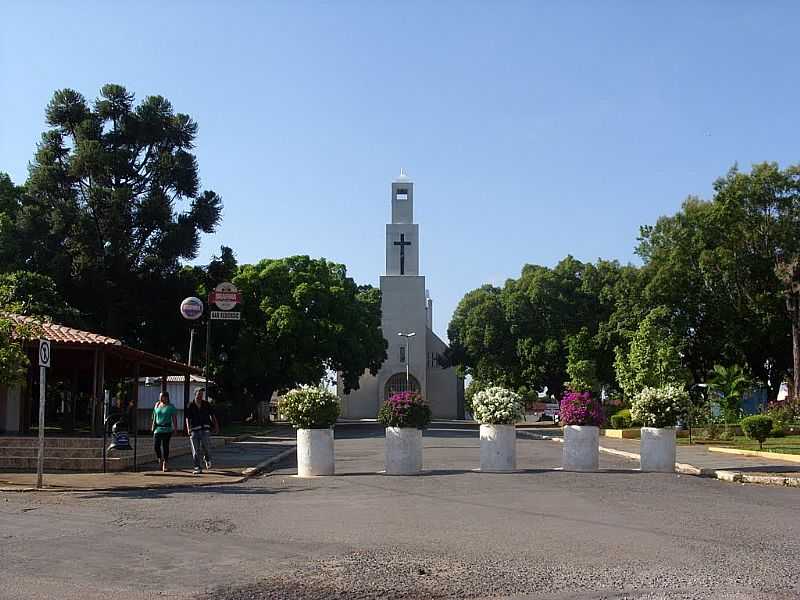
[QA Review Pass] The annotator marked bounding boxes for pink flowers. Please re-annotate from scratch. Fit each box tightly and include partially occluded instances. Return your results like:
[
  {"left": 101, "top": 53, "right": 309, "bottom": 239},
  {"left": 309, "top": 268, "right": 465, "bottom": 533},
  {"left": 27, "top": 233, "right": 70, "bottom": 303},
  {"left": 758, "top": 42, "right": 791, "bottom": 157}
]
[
  {"left": 560, "top": 391, "right": 605, "bottom": 427},
  {"left": 378, "top": 392, "right": 432, "bottom": 429}
]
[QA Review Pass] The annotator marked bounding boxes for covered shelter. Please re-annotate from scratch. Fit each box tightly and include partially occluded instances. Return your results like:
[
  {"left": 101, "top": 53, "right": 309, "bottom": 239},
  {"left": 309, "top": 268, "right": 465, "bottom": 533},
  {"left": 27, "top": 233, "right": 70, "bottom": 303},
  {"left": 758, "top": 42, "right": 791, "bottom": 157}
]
[{"left": 0, "top": 314, "right": 201, "bottom": 436}]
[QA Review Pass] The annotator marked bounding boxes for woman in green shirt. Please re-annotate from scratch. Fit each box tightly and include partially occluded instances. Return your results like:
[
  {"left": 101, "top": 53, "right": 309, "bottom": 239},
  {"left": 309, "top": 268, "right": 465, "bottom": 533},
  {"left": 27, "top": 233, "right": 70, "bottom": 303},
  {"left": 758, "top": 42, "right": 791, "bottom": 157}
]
[{"left": 152, "top": 392, "right": 178, "bottom": 472}]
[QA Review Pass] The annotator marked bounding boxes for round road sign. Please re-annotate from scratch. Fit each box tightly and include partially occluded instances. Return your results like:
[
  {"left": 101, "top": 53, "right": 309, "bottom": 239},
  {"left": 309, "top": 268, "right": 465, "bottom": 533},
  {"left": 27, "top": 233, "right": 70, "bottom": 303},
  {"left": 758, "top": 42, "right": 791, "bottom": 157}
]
[
  {"left": 180, "top": 297, "right": 204, "bottom": 320},
  {"left": 211, "top": 282, "right": 241, "bottom": 311}
]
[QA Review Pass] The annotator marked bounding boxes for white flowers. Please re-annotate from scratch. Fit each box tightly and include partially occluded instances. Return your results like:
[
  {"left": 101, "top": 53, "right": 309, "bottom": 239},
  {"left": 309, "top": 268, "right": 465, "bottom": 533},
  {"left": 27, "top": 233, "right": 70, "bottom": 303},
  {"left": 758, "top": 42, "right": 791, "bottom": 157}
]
[
  {"left": 631, "top": 384, "right": 689, "bottom": 428},
  {"left": 279, "top": 385, "right": 341, "bottom": 429},
  {"left": 471, "top": 386, "right": 525, "bottom": 425}
]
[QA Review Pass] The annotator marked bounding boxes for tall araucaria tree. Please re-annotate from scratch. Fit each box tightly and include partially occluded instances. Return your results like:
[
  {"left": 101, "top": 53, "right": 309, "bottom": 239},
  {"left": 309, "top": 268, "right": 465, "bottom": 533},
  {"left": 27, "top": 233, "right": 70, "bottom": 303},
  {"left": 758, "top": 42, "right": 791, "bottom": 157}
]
[{"left": 12, "top": 84, "right": 222, "bottom": 348}]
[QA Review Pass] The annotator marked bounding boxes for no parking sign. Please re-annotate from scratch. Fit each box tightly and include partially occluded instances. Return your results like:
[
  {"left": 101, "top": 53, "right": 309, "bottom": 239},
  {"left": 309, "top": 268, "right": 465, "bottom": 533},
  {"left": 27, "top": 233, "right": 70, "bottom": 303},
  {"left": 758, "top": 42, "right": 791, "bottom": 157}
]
[{"left": 39, "top": 339, "right": 51, "bottom": 368}]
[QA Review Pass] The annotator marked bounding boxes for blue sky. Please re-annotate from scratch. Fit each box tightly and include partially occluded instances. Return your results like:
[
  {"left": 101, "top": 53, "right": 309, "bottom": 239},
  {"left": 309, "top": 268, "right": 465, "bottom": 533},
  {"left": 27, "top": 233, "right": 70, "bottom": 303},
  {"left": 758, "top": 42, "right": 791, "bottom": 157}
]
[{"left": 2, "top": 1, "right": 799, "bottom": 337}]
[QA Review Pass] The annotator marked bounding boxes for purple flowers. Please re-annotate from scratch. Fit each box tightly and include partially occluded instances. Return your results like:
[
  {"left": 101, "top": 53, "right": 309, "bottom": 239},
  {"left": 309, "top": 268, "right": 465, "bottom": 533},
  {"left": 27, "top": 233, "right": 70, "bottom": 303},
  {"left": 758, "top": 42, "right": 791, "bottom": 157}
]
[
  {"left": 377, "top": 392, "right": 432, "bottom": 429},
  {"left": 560, "top": 391, "right": 605, "bottom": 427}
]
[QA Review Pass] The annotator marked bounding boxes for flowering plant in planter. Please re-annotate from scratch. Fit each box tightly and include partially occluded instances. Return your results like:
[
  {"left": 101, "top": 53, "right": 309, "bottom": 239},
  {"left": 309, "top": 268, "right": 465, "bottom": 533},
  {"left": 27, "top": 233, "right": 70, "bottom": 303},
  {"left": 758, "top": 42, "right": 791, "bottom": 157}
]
[
  {"left": 279, "top": 386, "right": 341, "bottom": 429},
  {"left": 377, "top": 391, "right": 432, "bottom": 429},
  {"left": 560, "top": 391, "right": 604, "bottom": 426},
  {"left": 471, "top": 386, "right": 525, "bottom": 425},
  {"left": 630, "top": 384, "right": 689, "bottom": 428}
]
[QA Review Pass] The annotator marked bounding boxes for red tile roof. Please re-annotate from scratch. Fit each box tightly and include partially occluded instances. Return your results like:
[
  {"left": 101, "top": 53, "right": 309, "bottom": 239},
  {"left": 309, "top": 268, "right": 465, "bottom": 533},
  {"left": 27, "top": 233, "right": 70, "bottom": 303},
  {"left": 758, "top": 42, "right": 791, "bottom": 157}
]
[
  {"left": 5, "top": 313, "right": 201, "bottom": 376},
  {"left": 8, "top": 314, "right": 123, "bottom": 346}
]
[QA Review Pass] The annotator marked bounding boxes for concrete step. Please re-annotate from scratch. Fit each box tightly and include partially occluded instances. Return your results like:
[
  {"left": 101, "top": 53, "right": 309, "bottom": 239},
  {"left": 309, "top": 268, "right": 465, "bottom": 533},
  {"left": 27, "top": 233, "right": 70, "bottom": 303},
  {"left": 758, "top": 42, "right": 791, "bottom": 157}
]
[
  {"left": 0, "top": 437, "right": 105, "bottom": 448},
  {"left": 0, "top": 456, "right": 128, "bottom": 471},
  {"left": 0, "top": 446, "right": 104, "bottom": 458},
  {"left": 0, "top": 438, "right": 226, "bottom": 471}
]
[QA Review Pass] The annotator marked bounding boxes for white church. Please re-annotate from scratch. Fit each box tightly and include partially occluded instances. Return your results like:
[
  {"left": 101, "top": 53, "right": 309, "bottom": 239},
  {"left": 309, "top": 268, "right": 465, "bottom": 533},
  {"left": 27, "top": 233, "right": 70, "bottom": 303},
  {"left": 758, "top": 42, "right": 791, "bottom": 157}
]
[{"left": 338, "top": 172, "right": 464, "bottom": 419}]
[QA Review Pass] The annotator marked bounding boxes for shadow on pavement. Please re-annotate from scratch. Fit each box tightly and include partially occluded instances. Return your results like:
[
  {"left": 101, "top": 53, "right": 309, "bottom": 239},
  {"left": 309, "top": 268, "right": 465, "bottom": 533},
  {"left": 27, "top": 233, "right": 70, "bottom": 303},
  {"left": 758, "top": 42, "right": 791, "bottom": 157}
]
[{"left": 79, "top": 484, "right": 309, "bottom": 500}]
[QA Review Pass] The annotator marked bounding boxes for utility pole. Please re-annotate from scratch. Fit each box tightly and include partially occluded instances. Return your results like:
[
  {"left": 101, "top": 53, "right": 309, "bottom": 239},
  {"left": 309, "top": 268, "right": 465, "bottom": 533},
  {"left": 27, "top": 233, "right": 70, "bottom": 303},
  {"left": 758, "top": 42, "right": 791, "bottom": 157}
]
[{"left": 397, "top": 331, "right": 416, "bottom": 389}]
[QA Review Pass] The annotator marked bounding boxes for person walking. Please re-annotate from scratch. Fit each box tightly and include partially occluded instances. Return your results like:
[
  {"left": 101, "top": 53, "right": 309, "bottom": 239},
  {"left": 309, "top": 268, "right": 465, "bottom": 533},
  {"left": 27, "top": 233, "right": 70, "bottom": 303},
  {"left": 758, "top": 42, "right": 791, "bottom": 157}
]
[
  {"left": 185, "top": 388, "right": 219, "bottom": 474},
  {"left": 151, "top": 392, "right": 178, "bottom": 472}
]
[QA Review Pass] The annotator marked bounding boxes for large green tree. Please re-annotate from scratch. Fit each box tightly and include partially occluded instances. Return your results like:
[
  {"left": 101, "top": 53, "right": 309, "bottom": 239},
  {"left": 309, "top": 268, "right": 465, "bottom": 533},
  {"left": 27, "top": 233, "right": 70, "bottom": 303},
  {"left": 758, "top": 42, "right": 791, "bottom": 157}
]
[
  {"left": 5, "top": 84, "right": 222, "bottom": 350},
  {"left": 0, "top": 271, "right": 79, "bottom": 323},
  {"left": 637, "top": 163, "right": 799, "bottom": 399},
  {"left": 446, "top": 284, "right": 518, "bottom": 388},
  {"left": 230, "top": 256, "right": 387, "bottom": 416},
  {"left": 448, "top": 257, "right": 631, "bottom": 398}
]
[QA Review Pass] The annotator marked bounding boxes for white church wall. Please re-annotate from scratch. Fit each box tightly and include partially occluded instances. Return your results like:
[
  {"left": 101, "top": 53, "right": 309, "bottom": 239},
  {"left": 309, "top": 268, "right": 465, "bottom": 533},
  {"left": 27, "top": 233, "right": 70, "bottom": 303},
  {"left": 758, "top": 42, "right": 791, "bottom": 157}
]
[
  {"left": 385, "top": 224, "right": 419, "bottom": 276},
  {"left": 338, "top": 371, "right": 379, "bottom": 419},
  {"left": 380, "top": 275, "right": 429, "bottom": 397},
  {"left": 426, "top": 330, "right": 460, "bottom": 418}
]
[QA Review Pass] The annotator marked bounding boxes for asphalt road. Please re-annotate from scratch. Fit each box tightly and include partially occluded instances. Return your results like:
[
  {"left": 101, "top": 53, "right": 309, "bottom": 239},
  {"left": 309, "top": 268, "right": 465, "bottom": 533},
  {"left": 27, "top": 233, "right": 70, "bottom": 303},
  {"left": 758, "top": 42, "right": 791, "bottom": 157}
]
[{"left": 1, "top": 424, "right": 798, "bottom": 600}]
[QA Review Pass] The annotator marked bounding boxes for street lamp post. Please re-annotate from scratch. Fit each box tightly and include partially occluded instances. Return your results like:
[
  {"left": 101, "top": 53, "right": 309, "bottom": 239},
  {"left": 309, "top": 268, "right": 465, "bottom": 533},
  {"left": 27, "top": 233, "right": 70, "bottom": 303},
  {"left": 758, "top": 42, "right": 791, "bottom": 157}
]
[{"left": 397, "top": 331, "right": 416, "bottom": 390}]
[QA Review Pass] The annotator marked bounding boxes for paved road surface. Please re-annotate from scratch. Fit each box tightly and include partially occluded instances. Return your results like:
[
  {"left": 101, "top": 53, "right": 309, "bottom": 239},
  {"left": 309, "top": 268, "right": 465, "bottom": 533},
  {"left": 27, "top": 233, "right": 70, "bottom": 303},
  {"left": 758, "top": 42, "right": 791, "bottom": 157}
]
[{"left": 1, "top": 424, "right": 797, "bottom": 600}]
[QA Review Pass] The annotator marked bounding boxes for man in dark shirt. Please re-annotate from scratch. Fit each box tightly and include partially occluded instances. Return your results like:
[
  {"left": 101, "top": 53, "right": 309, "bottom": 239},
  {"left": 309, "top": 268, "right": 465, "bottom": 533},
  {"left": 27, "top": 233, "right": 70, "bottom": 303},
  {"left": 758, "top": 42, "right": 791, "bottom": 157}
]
[{"left": 185, "top": 389, "right": 219, "bottom": 474}]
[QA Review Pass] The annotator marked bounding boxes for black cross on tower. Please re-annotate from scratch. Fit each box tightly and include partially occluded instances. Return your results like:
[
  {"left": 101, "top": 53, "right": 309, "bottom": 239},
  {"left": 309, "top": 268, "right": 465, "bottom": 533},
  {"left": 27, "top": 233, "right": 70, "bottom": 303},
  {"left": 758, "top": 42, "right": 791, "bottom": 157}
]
[{"left": 393, "top": 233, "right": 412, "bottom": 275}]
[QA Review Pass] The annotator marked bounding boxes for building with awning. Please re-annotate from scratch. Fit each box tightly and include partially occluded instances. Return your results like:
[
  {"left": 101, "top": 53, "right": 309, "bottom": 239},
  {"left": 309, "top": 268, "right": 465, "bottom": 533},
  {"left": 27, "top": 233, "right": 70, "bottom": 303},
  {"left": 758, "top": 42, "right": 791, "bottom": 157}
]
[{"left": 0, "top": 314, "right": 200, "bottom": 436}]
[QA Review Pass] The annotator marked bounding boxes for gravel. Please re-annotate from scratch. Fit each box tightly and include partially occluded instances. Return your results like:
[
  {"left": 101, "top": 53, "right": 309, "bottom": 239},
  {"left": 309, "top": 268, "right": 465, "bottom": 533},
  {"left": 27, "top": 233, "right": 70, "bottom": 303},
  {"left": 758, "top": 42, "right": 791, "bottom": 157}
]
[{"left": 205, "top": 547, "right": 798, "bottom": 600}]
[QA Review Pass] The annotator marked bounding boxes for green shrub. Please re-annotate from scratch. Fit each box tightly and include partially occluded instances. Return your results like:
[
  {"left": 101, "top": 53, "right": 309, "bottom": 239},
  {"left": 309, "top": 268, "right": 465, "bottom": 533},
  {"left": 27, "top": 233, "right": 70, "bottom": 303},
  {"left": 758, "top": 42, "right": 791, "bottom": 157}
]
[
  {"left": 769, "top": 427, "right": 786, "bottom": 438},
  {"left": 278, "top": 386, "right": 340, "bottom": 429},
  {"left": 718, "top": 427, "right": 735, "bottom": 442},
  {"left": 610, "top": 409, "right": 632, "bottom": 429},
  {"left": 700, "top": 422, "right": 722, "bottom": 440},
  {"left": 740, "top": 415, "right": 773, "bottom": 449}
]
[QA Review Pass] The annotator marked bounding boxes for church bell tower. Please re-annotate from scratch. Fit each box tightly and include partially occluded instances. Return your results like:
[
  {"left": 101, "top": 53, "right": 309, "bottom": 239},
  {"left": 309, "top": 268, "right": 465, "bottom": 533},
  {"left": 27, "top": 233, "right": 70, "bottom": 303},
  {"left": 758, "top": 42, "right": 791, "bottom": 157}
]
[{"left": 386, "top": 169, "right": 420, "bottom": 276}]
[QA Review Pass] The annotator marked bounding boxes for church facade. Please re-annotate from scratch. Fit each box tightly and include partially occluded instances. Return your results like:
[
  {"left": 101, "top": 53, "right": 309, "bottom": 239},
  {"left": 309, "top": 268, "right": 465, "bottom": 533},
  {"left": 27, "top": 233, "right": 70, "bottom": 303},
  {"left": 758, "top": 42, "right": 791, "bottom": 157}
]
[{"left": 338, "top": 172, "right": 464, "bottom": 419}]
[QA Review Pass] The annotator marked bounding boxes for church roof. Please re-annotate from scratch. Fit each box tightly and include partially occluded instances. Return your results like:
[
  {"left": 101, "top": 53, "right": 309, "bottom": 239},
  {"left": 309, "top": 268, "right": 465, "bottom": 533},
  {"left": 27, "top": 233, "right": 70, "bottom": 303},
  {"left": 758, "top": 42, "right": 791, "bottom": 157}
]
[{"left": 393, "top": 169, "right": 411, "bottom": 183}]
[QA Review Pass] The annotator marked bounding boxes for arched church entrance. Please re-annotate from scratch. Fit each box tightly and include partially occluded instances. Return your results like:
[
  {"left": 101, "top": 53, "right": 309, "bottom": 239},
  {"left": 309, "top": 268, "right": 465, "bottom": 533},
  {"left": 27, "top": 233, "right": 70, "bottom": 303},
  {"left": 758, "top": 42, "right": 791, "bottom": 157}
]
[{"left": 384, "top": 373, "right": 421, "bottom": 400}]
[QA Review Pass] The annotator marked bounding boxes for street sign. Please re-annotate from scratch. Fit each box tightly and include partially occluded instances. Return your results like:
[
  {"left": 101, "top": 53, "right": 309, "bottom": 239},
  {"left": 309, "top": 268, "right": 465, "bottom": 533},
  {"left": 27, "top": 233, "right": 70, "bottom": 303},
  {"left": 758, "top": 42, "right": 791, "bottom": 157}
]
[
  {"left": 38, "top": 339, "right": 51, "bottom": 368},
  {"left": 180, "top": 297, "right": 204, "bottom": 320},
  {"left": 37, "top": 339, "right": 50, "bottom": 488},
  {"left": 210, "top": 282, "right": 241, "bottom": 311},
  {"left": 211, "top": 311, "right": 241, "bottom": 320}
]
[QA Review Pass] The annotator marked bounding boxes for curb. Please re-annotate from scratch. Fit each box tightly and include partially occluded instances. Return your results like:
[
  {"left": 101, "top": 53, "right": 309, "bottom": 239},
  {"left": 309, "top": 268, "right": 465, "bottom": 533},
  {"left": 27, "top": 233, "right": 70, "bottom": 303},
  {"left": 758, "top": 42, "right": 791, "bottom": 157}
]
[
  {"left": 241, "top": 446, "right": 297, "bottom": 478},
  {"left": 0, "top": 446, "right": 297, "bottom": 494},
  {"left": 706, "top": 446, "right": 800, "bottom": 464},
  {"left": 517, "top": 430, "right": 800, "bottom": 488}
]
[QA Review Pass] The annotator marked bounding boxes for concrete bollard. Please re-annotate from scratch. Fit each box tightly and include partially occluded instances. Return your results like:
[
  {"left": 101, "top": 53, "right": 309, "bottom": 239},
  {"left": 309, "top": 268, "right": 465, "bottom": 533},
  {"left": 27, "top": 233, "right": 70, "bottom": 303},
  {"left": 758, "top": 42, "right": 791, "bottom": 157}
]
[
  {"left": 562, "top": 425, "right": 600, "bottom": 471},
  {"left": 480, "top": 424, "right": 517, "bottom": 471},
  {"left": 384, "top": 427, "right": 423, "bottom": 475},
  {"left": 296, "top": 428, "right": 335, "bottom": 477},
  {"left": 640, "top": 427, "right": 676, "bottom": 472}
]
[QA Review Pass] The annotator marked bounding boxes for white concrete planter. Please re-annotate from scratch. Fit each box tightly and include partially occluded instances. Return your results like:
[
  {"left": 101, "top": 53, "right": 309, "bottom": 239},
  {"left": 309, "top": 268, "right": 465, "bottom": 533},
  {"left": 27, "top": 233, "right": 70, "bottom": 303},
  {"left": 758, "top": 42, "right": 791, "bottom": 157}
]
[
  {"left": 479, "top": 424, "right": 517, "bottom": 471},
  {"left": 384, "top": 427, "right": 423, "bottom": 475},
  {"left": 296, "top": 427, "right": 335, "bottom": 477},
  {"left": 562, "top": 425, "right": 599, "bottom": 471},
  {"left": 639, "top": 427, "right": 676, "bottom": 473}
]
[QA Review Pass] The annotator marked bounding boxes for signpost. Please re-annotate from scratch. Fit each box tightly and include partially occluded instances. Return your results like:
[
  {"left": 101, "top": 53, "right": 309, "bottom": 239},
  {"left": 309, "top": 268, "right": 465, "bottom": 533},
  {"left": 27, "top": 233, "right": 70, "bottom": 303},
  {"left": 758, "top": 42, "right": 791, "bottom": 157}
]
[
  {"left": 180, "top": 297, "right": 204, "bottom": 366},
  {"left": 36, "top": 339, "right": 51, "bottom": 489},
  {"left": 204, "top": 282, "right": 242, "bottom": 379}
]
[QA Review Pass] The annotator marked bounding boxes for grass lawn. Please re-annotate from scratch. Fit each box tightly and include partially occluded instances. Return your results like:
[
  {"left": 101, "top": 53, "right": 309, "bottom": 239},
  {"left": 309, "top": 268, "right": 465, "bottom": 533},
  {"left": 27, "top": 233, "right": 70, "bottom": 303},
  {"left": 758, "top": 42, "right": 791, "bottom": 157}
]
[
  {"left": 219, "top": 422, "right": 275, "bottom": 437},
  {"left": 679, "top": 434, "right": 800, "bottom": 455}
]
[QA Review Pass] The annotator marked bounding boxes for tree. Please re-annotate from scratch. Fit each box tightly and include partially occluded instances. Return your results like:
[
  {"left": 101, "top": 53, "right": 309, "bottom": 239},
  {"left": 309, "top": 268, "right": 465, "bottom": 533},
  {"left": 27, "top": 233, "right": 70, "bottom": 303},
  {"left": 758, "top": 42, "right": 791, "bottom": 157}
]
[
  {"left": 9, "top": 84, "right": 222, "bottom": 349},
  {"left": 636, "top": 164, "right": 800, "bottom": 401},
  {"left": 614, "top": 306, "right": 688, "bottom": 399},
  {"left": 712, "top": 163, "right": 800, "bottom": 401},
  {"left": 565, "top": 327, "right": 598, "bottom": 393},
  {"left": 0, "top": 317, "right": 38, "bottom": 387},
  {"left": 0, "top": 271, "right": 80, "bottom": 323},
  {"left": 707, "top": 364, "right": 752, "bottom": 424},
  {"left": 446, "top": 285, "right": 517, "bottom": 387},
  {"left": 231, "top": 256, "right": 387, "bottom": 417},
  {"left": 448, "top": 257, "right": 634, "bottom": 398}
]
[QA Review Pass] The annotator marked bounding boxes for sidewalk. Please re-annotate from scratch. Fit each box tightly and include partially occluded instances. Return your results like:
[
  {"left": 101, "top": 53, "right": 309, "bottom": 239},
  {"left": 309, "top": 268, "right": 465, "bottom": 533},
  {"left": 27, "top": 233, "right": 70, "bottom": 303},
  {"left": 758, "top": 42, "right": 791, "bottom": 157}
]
[
  {"left": 0, "top": 434, "right": 296, "bottom": 492},
  {"left": 520, "top": 430, "right": 800, "bottom": 487}
]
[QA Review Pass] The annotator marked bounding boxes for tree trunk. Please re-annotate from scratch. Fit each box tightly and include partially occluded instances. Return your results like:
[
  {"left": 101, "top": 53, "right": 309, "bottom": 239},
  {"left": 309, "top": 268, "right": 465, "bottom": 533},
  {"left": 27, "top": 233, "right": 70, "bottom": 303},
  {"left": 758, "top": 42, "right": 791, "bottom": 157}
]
[{"left": 793, "top": 298, "right": 800, "bottom": 403}]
